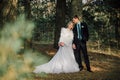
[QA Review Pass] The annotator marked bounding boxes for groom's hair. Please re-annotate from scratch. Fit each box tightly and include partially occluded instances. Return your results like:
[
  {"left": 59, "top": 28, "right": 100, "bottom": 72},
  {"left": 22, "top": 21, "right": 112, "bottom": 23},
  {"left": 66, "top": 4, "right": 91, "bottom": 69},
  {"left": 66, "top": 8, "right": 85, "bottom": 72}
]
[{"left": 73, "top": 15, "right": 79, "bottom": 19}]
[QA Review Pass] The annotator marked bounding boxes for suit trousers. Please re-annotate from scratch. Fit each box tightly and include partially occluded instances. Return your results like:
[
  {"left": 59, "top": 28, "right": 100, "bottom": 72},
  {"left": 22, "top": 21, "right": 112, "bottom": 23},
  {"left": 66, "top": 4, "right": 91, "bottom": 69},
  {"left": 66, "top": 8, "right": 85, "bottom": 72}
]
[{"left": 73, "top": 40, "right": 91, "bottom": 70}]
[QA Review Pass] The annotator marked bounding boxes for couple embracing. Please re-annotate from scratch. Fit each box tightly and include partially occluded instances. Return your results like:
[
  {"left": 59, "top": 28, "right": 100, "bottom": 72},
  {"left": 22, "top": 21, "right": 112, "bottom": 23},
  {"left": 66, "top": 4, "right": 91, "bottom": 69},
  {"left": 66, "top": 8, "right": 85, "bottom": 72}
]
[{"left": 33, "top": 15, "right": 92, "bottom": 74}]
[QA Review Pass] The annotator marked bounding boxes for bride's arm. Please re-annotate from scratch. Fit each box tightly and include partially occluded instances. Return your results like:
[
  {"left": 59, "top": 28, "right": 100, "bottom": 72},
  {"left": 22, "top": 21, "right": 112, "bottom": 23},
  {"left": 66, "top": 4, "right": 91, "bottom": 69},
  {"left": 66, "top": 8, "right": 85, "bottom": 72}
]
[{"left": 58, "top": 28, "right": 65, "bottom": 46}]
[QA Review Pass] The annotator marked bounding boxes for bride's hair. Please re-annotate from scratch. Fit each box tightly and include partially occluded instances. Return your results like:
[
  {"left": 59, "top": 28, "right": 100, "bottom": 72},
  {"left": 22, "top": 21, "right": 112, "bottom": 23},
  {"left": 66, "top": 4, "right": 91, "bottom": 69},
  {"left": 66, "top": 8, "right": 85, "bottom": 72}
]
[{"left": 66, "top": 21, "right": 73, "bottom": 28}]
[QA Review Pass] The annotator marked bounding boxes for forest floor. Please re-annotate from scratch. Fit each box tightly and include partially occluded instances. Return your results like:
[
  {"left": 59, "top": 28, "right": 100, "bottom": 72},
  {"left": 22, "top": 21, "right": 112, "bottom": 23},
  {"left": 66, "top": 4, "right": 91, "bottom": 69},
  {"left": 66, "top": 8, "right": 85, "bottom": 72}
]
[{"left": 30, "top": 44, "right": 120, "bottom": 80}]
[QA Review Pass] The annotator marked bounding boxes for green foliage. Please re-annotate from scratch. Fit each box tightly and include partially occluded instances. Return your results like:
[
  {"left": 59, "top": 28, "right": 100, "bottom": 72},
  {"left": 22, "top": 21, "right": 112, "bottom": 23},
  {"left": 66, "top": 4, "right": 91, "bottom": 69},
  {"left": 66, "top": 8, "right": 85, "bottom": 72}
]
[
  {"left": 0, "top": 14, "right": 50, "bottom": 80},
  {"left": 83, "top": 0, "right": 118, "bottom": 49},
  {"left": 16, "top": 0, "right": 119, "bottom": 51},
  {"left": 30, "top": 0, "right": 55, "bottom": 42}
]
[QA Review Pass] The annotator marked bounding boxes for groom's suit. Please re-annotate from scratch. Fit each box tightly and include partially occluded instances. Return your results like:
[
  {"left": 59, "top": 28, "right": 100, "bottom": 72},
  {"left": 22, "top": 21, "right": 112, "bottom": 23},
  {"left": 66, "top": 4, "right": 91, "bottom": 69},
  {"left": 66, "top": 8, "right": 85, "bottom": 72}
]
[{"left": 73, "top": 21, "right": 91, "bottom": 71}]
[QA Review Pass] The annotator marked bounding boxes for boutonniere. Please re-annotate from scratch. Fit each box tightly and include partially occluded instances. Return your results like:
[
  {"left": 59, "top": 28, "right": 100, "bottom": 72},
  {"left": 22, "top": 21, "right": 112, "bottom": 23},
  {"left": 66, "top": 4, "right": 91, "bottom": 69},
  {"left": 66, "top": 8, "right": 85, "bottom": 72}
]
[{"left": 81, "top": 25, "right": 84, "bottom": 28}]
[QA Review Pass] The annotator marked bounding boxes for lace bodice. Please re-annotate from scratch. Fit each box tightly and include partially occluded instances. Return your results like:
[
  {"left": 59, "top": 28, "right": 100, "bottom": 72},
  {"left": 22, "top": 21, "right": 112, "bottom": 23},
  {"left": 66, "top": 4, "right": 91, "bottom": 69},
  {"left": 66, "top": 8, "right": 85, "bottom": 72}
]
[{"left": 59, "top": 28, "right": 73, "bottom": 46}]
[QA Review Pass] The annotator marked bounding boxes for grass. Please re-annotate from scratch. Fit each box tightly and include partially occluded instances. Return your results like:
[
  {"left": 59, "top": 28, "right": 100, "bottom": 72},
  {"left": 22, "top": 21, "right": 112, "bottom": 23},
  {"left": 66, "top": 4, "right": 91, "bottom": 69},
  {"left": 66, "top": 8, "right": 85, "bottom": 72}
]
[{"left": 30, "top": 44, "right": 120, "bottom": 80}]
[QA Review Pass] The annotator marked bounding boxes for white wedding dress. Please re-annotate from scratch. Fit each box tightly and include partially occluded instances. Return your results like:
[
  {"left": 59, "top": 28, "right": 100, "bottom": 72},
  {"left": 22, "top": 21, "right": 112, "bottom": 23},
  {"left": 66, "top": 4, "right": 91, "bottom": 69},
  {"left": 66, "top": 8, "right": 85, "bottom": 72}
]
[{"left": 33, "top": 28, "right": 79, "bottom": 74}]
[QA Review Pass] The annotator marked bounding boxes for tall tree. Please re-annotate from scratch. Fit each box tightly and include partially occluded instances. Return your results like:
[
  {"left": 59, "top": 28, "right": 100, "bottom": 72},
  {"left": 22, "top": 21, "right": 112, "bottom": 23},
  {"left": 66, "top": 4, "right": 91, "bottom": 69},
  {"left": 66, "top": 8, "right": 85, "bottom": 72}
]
[
  {"left": 21, "top": 0, "right": 32, "bottom": 49},
  {"left": 71, "top": 0, "right": 82, "bottom": 18},
  {"left": 0, "top": 0, "right": 18, "bottom": 29},
  {"left": 104, "top": 0, "right": 120, "bottom": 48},
  {"left": 54, "top": 0, "right": 66, "bottom": 48},
  {"left": 24, "top": 0, "right": 31, "bottom": 19}
]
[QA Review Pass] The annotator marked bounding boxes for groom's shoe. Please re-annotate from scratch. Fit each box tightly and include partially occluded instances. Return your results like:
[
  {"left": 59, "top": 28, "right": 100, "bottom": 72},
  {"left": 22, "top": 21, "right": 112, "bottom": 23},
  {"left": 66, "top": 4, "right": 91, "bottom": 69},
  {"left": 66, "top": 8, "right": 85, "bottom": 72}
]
[
  {"left": 79, "top": 67, "right": 83, "bottom": 71},
  {"left": 87, "top": 69, "right": 93, "bottom": 72}
]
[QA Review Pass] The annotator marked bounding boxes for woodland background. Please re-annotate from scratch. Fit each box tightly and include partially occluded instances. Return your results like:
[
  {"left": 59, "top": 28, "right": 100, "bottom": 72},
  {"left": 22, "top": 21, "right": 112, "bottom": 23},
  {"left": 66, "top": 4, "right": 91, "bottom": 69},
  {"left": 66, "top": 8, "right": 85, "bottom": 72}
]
[{"left": 0, "top": 0, "right": 120, "bottom": 80}]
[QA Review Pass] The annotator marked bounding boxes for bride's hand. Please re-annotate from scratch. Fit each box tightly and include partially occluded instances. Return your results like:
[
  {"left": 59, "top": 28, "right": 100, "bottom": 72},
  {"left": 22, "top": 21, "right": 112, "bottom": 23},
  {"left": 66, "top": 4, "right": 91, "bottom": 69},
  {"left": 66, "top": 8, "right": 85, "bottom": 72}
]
[
  {"left": 72, "top": 44, "right": 76, "bottom": 49},
  {"left": 58, "top": 42, "right": 64, "bottom": 47}
]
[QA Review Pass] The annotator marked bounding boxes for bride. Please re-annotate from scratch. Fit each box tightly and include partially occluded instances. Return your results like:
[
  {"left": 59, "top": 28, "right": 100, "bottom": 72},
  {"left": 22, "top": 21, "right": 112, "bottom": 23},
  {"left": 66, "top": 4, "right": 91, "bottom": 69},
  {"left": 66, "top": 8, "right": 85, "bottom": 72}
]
[{"left": 33, "top": 21, "right": 79, "bottom": 74}]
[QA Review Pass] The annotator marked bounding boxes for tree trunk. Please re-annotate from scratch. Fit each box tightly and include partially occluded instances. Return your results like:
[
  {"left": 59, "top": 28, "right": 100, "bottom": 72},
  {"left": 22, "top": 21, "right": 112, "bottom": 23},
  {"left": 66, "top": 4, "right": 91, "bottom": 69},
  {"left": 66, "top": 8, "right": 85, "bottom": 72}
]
[
  {"left": 71, "top": 0, "right": 82, "bottom": 18},
  {"left": 115, "top": 11, "right": 120, "bottom": 48},
  {"left": 24, "top": 0, "right": 31, "bottom": 19},
  {"left": 0, "top": 0, "right": 18, "bottom": 28},
  {"left": 23, "top": 0, "right": 32, "bottom": 50},
  {"left": 54, "top": 0, "right": 66, "bottom": 49}
]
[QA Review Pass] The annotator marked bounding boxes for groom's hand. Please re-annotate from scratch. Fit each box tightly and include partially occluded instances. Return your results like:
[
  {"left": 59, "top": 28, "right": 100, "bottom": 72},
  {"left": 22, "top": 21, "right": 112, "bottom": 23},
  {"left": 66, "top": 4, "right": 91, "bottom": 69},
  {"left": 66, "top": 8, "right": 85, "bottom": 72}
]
[{"left": 72, "top": 44, "right": 76, "bottom": 49}]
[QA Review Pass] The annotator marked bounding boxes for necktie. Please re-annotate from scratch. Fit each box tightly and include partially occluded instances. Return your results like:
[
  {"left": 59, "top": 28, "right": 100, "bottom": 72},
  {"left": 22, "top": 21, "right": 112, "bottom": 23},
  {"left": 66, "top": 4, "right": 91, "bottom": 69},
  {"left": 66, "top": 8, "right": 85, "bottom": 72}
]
[{"left": 77, "top": 23, "right": 82, "bottom": 40}]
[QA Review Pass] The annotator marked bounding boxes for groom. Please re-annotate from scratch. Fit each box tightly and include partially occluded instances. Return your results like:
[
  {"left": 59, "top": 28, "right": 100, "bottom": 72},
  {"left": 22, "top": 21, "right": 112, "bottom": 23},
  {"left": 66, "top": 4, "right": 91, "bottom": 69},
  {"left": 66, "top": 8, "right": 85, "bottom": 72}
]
[{"left": 72, "top": 15, "right": 92, "bottom": 72}]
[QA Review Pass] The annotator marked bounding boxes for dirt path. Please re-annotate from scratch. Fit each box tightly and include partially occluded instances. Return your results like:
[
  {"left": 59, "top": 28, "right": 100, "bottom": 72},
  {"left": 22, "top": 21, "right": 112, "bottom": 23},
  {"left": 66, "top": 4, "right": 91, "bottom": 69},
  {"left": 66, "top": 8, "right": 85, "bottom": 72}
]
[{"left": 31, "top": 44, "right": 120, "bottom": 80}]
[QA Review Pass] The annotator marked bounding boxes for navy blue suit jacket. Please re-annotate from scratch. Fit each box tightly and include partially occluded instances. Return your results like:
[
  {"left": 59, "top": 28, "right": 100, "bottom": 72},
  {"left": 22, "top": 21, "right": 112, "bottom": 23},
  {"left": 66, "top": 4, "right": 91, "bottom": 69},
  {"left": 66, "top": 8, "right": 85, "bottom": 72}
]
[{"left": 73, "top": 22, "right": 89, "bottom": 44}]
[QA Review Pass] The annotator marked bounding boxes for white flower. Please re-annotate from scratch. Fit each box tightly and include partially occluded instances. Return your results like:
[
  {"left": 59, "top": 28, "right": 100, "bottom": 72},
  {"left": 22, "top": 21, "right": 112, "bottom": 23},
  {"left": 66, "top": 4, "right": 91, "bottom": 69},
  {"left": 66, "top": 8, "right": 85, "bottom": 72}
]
[{"left": 81, "top": 25, "right": 84, "bottom": 28}]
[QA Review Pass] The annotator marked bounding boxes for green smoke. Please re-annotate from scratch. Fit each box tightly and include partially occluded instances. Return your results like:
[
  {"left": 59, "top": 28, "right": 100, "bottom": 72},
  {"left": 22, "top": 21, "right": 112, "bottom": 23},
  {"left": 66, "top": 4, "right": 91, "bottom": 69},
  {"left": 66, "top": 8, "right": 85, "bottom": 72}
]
[{"left": 0, "top": 14, "right": 50, "bottom": 80}]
